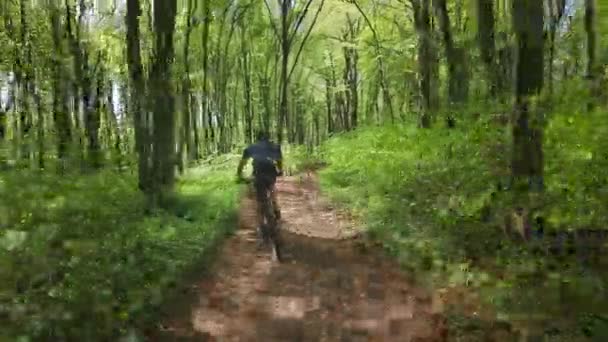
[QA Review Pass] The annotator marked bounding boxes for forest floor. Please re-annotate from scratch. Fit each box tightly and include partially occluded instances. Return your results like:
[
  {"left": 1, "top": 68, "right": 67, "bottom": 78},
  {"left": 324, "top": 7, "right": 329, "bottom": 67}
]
[{"left": 146, "top": 173, "right": 515, "bottom": 341}]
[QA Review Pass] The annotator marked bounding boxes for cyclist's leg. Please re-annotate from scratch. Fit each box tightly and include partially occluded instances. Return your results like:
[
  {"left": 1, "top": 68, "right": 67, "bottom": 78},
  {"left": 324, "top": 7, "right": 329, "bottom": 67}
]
[
  {"left": 253, "top": 179, "right": 265, "bottom": 221},
  {"left": 270, "top": 180, "right": 281, "bottom": 220},
  {"left": 254, "top": 174, "right": 273, "bottom": 239}
]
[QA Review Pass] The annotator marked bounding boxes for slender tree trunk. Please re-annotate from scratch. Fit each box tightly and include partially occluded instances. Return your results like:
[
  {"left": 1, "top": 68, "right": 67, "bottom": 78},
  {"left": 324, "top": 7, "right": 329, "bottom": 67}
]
[
  {"left": 182, "top": 0, "right": 196, "bottom": 164},
  {"left": 50, "top": 5, "right": 72, "bottom": 170},
  {"left": 0, "top": 109, "right": 5, "bottom": 141},
  {"left": 19, "top": 0, "right": 34, "bottom": 161},
  {"left": 584, "top": 0, "right": 597, "bottom": 110},
  {"left": 511, "top": 0, "right": 544, "bottom": 191},
  {"left": 191, "top": 95, "right": 200, "bottom": 159},
  {"left": 65, "top": 0, "right": 90, "bottom": 168},
  {"left": 277, "top": 0, "right": 290, "bottom": 143},
  {"left": 240, "top": 25, "right": 254, "bottom": 143},
  {"left": 325, "top": 76, "right": 334, "bottom": 134},
  {"left": 329, "top": 51, "right": 346, "bottom": 132},
  {"left": 86, "top": 55, "right": 103, "bottom": 169},
  {"left": 202, "top": 0, "right": 213, "bottom": 153},
  {"left": 547, "top": 0, "right": 566, "bottom": 99},
  {"left": 35, "top": 75, "right": 45, "bottom": 169},
  {"left": 412, "top": 0, "right": 433, "bottom": 127},
  {"left": 217, "top": 8, "right": 241, "bottom": 152},
  {"left": 343, "top": 15, "right": 360, "bottom": 130},
  {"left": 105, "top": 79, "right": 122, "bottom": 168},
  {"left": 126, "top": 0, "right": 151, "bottom": 193},
  {"left": 477, "top": 0, "right": 498, "bottom": 95},
  {"left": 434, "top": 0, "right": 468, "bottom": 106},
  {"left": 351, "top": 0, "right": 393, "bottom": 122}
]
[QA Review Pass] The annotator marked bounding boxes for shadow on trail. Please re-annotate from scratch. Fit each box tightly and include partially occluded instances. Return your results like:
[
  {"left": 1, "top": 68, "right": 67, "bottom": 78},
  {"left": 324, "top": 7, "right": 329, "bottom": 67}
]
[{"left": 147, "top": 175, "right": 518, "bottom": 341}]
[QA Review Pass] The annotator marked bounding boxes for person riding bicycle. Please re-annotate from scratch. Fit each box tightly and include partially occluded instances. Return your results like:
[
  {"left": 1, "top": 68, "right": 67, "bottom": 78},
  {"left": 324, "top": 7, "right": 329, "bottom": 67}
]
[{"left": 236, "top": 130, "right": 283, "bottom": 229}]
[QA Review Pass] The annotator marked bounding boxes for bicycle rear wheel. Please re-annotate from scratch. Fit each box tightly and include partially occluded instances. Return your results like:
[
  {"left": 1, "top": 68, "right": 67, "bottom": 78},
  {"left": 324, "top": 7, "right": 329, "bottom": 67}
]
[{"left": 261, "top": 190, "right": 282, "bottom": 262}]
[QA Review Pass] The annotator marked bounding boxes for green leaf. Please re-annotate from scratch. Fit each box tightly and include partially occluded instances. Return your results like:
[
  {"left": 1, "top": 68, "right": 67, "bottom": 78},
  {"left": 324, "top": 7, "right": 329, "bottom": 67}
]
[{"left": 0, "top": 230, "right": 28, "bottom": 251}]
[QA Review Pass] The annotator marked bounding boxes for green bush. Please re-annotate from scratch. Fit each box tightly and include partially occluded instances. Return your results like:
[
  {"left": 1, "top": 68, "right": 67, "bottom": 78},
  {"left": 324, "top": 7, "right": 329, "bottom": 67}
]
[
  {"left": 0, "top": 159, "right": 240, "bottom": 341},
  {"left": 310, "top": 108, "right": 608, "bottom": 338}
]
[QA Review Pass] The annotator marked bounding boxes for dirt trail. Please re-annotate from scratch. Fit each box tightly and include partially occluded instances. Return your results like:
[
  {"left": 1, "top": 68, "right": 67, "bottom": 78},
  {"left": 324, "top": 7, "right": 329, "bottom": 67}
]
[{"left": 149, "top": 174, "right": 452, "bottom": 341}]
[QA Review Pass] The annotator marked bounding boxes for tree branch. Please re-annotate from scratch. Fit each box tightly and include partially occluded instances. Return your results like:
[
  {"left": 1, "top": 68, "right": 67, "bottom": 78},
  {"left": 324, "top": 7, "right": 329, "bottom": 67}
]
[
  {"left": 287, "top": 0, "right": 325, "bottom": 81},
  {"left": 287, "top": 0, "right": 315, "bottom": 46},
  {"left": 263, "top": 0, "right": 280, "bottom": 38}
]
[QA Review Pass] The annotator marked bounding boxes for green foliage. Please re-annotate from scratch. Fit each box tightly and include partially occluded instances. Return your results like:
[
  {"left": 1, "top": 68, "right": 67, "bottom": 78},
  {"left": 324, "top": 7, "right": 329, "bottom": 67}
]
[
  {"left": 310, "top": 105, "right": 608, "bottom": 338},
  {"left": 543, "top": 108, "right": 608, "bottom": 228},
  {"left": 0, "top": 160, "right": 239, "bottom": 341}
]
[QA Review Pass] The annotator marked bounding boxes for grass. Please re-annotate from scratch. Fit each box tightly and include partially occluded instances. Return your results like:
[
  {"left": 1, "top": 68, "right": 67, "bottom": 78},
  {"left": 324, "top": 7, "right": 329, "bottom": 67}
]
[
  {"left": 0, "top": 156, "right": 241, "bottom": 341},
  {"left": 298, "top": 106, "right": 608, "bottom": 339}
]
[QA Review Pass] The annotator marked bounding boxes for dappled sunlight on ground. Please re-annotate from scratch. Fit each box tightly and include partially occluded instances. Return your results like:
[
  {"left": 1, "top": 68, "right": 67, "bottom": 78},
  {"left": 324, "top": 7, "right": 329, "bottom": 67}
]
[{"left": 147, "top": 174, "right": 519, "bottom": 341}]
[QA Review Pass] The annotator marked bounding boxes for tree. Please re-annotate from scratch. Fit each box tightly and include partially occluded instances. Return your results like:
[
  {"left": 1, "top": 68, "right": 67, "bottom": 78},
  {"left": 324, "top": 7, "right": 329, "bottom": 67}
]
[
  {"left": 476, "top": 0, "right": 498, "bottom": 95},
  {"left": 49, "top": 3, "right": 72, "bottom": 171},
  {"left": 265, "top": 0, "right": 324, "bottom": 143},
  {"left": 433, "top": 0, "right": 468, "bottom": 105},
  {"left": 126, "top": 0, "right": 151, "bottom": 194},
  {"left": 411, "top": 0, "right": 435, "bottom": 127},
  {"left": 149, "top": 0, "right": 178, "bottom": 206},
  {"left": 584, "top": 0, "right": 598, "bottom": 110},
  {"left": 511, "top": 0, "right": 545, "bottom": 191}
]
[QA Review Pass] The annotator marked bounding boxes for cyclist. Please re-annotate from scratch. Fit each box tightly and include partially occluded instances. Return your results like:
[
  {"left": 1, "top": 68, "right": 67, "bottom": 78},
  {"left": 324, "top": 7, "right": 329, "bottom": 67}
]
[{"left": 236, "top": 130, "right": 284, "bottom": 232}]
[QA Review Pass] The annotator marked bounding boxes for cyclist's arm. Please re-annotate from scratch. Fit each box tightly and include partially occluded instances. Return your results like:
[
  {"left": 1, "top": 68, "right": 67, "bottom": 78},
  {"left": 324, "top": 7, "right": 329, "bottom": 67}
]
[
  {"left": 276, "top": 145, "right": 284, "bottom": 175},
  {"left": 237, "top": 148, "right": 251, "bottom": 179}
]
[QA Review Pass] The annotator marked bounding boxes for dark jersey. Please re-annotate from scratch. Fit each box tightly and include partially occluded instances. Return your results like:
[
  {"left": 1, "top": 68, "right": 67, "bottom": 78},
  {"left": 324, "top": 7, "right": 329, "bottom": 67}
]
[{"left": 243, "top": 140, "right": 282, "bottom": 177}]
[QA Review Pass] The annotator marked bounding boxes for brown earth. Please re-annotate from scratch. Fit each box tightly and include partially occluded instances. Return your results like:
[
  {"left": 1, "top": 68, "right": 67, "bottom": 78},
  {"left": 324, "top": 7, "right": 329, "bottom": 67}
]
[{"left": 146, "top": 174, "right": 512, "bottom": 341}]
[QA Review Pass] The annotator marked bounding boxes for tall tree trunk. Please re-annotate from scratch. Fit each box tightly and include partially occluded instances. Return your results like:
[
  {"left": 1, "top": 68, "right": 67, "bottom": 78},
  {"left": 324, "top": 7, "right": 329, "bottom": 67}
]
[
  {"left": 35, "top": 75, "right": 45, "bottom": 169},
  {"left": 202, "top": 0, "right": 213, "bottom": 153},
  {"left": 217, "top": 7, "right": 241, "bottom": 152},
  {"left": 105, "top": 79, "right": 122, "bottom": 168},
  {"left": 328, "top": 51, "right": 346, "bottom": 132},
  {"left": 511, "top": 0, "right": 544, "bottom": 191},
  {"left": 126, "top": 0, "right": 151, "bottom": 193},
  {"left": 277, "top": 0, "right": 291, "bottom": 143},
  {"left": 4, "top": 2, "right": 23, "bottom": 161},
  {"left": 65, "top": 0, "right": 90, "bottom": 168},
  {"left": 191, "top": 95, "right": 200, "bottom": 159},
  {"left": 325, "top": 76, "right": 334, "bottom": 134},
  {"left": 343, "top": 15, "right": 360, "bottom": 130},
  {"left": 547, "top": 0, "right": 566, "bottom": 100},
  {"left": 477, "top": 0, "right": 498, "bottom": 95},
  {"left": 351, "top": 0, "right": 393, "bottom": 122},
  {"left": 49, "top": 5, "right": 72, "bottom": 170},
  {"left": 240, "top": 25, "right": 254, "bottom": 143},
  {"left": 412, "top": 0, "right": 433, "bottom": 127},
  {"left": 265, "top": 0, "right": 321, "bottom": 142},
  {"left": 434, "top": 0, "right": 469, "bottom": 107},
  {"left": 182, "top": 0, "right": 196, "bottom": 164},
  {"left": 19, "top": 0, "right": 34, "bottom": 161},
  {"left": 259, "top": 72, "right": 272, "bottom": 134},
  {"left": 149, "top": 0, "right": 178, "bottom": 204},
  {"left": 584, "top": 0, "right": 597, "bottom": 110},
  {"left": 0, "top": 109, "right": 5, "bottom": 141}
]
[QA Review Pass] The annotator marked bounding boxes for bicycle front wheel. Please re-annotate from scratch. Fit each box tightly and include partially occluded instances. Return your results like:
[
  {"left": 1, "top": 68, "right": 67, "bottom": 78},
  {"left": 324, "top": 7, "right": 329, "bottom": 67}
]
[{"left": 262, "top": 191, "right": 282, "bottom": 262}]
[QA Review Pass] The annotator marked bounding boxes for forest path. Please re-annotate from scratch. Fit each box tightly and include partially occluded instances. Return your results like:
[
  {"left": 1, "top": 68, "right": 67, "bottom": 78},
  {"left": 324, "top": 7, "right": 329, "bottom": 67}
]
[{"left": 147, "top": 174, "right": 485, "bottom": 341}]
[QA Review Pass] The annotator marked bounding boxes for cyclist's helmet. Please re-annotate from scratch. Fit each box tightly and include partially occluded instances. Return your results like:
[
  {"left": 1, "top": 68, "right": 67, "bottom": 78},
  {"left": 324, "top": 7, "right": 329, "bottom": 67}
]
[{"left": 256, "top": 129, "right": 270, "bottom": 142}]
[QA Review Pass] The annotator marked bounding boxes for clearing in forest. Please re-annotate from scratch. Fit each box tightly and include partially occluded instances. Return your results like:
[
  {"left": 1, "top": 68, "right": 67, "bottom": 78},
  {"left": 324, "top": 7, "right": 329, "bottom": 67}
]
[{"left": 149, "top": 174, "right": 472, "bottom": 341}]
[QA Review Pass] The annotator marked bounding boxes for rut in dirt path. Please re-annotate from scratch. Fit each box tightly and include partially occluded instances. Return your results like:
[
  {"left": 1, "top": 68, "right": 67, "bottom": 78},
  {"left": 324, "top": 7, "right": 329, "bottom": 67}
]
[{"left": 151, "top": 175, "right": 449, "bottom": 341}]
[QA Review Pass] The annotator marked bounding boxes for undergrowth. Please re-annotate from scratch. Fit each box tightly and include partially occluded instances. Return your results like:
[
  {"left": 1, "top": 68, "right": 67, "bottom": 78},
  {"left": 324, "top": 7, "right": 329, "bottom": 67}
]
[
  {"left": 0, "top": 156, "right": 240, "bottom": 341},
  {"left": 303, "top": 107, "right": 608, "bottom": 339}
]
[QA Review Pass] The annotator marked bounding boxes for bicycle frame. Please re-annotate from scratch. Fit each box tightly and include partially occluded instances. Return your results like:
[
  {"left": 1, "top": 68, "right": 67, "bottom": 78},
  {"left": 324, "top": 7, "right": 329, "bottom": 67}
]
[{"left": 246, "top": 178, "right": 282, "bottom": 262}]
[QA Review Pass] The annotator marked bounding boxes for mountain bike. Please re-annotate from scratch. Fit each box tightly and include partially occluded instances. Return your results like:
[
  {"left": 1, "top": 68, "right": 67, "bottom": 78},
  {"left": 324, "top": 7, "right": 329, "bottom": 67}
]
[{"left": 238, "top": 176, "right": 283, "bottom": 262}]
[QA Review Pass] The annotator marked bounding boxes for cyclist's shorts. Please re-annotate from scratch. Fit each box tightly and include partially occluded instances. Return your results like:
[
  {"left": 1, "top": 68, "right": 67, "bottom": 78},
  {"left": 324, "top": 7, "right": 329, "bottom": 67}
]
[
  {"left": 253, "top": 173, "right": 275, "bottom": 204},
  {"left": 252, "top": 158, "right": 278, "bottom": 179},
  {"left": 252, "top": 160, "right": 276, "bottom": 201}
]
